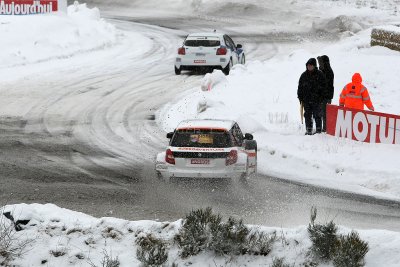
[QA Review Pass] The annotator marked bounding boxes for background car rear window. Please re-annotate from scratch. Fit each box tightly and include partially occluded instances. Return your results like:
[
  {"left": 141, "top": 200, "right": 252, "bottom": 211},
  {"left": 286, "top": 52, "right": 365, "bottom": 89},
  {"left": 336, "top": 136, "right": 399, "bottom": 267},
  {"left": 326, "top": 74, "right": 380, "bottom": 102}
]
[
  {"left": 171, "top": 130, "right": 232, "bottom": 148},
  {"left": 184, "top": 40, "right": 221, "bottom": 47}
]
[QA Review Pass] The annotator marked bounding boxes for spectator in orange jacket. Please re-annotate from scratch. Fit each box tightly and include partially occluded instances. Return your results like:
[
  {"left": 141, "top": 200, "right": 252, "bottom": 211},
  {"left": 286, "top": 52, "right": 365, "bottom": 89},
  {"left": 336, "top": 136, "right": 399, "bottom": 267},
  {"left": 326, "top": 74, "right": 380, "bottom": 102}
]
[{"left": 339, "top": 73, "right": 374, "bottom": 111}]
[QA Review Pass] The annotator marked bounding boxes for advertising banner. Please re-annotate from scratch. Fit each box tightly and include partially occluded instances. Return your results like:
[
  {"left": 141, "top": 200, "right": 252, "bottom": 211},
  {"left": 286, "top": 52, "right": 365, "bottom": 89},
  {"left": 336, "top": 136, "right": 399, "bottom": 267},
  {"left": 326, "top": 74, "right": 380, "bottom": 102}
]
[
  {"left": 326, "top": 104, "right": 400, "bottom": 144},
  {"left": 0, "top": 0, "right": 60, "bottom": 15}
]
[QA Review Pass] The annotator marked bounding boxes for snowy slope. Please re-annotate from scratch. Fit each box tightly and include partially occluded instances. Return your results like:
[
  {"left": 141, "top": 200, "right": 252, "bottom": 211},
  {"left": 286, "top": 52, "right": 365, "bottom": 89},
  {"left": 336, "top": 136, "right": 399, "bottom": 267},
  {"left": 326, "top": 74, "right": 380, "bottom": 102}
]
[
  {"left": 93, "top": 0, "right": 400, "bottom": 35},
  {"left": 87, "top": 0, "right": 400, "bottom": 14},
  {"left": 158, "top": 28, "right": 400, "bottom": 200},
  {"left": 0, "top": 3, "right": 140, "bottom": 69},
  {"left": 0, "top": 1, "right": 399, "bottom": 266},
  {"left": 2, "top": 203, "right": 400, "bottom": 267}
]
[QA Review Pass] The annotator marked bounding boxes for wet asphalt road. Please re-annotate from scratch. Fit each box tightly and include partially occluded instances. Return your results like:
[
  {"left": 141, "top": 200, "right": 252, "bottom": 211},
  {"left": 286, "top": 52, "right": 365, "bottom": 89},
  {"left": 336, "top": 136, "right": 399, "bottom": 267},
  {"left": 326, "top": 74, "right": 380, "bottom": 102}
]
[{"left": 1, "top": 13, "right": 400, "bottom": 230}]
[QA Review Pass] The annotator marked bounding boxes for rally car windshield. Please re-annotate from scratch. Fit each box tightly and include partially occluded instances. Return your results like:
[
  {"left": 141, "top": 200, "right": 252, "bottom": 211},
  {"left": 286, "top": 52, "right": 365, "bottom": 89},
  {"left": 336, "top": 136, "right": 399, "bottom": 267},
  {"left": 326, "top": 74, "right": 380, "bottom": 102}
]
[
  {"left": 184, "top": 39, "right": 221, "bottom": 47},
  {"left": 170, "top": 130, "right": 232, "bottom": 148}
]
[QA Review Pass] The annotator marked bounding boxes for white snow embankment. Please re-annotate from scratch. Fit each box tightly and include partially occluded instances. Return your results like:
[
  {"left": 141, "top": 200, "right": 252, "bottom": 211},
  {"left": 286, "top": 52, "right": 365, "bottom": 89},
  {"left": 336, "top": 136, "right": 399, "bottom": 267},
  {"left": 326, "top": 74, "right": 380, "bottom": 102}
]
[
  {"left": 200, "top": 70, "right": 227, "bottom": 91},
  {"left": 158, "top": 29, "right": 400, "bottom": 200},
  {"left": 0, "top": 3, "right": 141, "bottom": 68},
  {"left": 2, "top": 203, "right": 400, "bottom": 267},
  {"left": 1, "top": 204, "right": 180, "bottom": 266}
]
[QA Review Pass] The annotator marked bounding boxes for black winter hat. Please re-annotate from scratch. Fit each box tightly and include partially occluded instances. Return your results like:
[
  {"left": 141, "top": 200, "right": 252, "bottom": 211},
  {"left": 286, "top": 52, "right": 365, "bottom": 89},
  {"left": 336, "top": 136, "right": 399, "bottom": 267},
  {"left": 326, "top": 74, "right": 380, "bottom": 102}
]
[
  {"left": 321, "top": 55, "right": 330, "bottom": 63},
  {"left": 306, "top": 58, "right": 317, "bottom": 67}
]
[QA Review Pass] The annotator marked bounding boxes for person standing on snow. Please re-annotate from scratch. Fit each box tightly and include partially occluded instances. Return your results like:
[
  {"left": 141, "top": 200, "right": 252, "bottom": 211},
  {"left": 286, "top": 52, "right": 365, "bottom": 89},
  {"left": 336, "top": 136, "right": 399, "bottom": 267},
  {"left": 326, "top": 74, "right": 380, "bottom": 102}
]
[
  {"left": 298, "top": 58, "right": 327, "bottom": 135},
  {"left": 317, "top": 55, "right": 334, "bottom": 132},
  {"left": 339, "top": 73, "right": 375, "bottom": 111}
]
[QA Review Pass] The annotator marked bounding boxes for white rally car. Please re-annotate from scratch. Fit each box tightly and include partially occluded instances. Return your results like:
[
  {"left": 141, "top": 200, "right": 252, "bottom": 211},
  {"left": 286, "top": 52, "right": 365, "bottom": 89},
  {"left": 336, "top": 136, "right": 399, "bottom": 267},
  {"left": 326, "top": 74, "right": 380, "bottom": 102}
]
[
  {"left": 155, "top": 120, "right": 257, "bottom": 181},
  {"left": 174, "top": 32, "right": 245, "bottom": 75}
]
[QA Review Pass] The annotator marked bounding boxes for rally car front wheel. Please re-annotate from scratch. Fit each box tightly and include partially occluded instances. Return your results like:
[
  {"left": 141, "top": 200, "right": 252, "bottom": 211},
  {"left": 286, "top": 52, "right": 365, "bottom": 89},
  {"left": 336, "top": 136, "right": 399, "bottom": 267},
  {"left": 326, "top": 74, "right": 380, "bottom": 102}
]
[
  {"left": 240, "top": 157, "right": 257, "bottom": 184},
  {"left": 241, "top": 54, "right": 246, "bottom": 64}
]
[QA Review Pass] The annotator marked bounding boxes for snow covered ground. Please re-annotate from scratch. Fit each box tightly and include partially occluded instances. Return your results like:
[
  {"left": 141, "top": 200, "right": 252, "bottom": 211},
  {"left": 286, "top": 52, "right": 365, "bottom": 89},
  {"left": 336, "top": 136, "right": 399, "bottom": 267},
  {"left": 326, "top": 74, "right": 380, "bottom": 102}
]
[
  {"left": 158, "top": 28, "right": 400, "bottom": 200},
  {"left": 97, "top": 0, "right": 400, "bottom": 35},
  {"left": 2, "top": 203, "right": 400, "bottom": 267},
  {"left": 1, "top": 1, "right": 400, "bottom": 266},
  {"left": 0, "top": 3, "right": 150, "bottom": 69}
]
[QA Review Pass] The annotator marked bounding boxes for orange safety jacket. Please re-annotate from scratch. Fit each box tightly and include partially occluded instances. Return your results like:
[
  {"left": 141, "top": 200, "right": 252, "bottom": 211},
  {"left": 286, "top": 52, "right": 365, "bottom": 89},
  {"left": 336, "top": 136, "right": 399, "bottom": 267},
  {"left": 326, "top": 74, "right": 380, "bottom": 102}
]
[{"left": 339, "top": 73, "right": 374, "bottom": 110}]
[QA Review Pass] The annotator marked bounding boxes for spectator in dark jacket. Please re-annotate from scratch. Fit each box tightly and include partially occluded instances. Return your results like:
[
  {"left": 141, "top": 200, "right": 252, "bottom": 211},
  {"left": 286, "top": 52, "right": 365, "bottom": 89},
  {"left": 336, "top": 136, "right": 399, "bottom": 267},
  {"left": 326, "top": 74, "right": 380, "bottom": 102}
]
[
  {"left": 317, "top": 55, "right": 334, "bottom": 132},
  {"left": 298, "top": 58, "right": 327, "bottom": 135}
]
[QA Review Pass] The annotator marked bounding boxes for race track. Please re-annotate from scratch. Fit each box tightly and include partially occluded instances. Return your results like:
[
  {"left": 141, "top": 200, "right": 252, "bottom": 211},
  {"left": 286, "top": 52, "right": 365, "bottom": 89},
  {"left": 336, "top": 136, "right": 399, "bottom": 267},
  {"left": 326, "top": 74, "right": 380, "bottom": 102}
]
[{"left": 1, "top": 12, "right": 400, "bottom": 230}]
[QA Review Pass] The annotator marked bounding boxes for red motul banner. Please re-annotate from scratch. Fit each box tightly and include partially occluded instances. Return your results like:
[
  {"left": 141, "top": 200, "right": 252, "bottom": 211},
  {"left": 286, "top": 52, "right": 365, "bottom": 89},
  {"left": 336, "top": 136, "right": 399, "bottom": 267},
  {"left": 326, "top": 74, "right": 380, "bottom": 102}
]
[
  {"left": 326, "top": 104, "right": 400, "bottom": 144},
  {"left": 0, "top": 0, "right": 58, "bottom": 15}
]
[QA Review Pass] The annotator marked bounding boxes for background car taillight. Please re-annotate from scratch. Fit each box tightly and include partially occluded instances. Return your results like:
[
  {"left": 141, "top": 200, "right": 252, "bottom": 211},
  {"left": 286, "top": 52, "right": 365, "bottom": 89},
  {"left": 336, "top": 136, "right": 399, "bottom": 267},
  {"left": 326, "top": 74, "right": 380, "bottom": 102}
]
[
  {"left": 178, "top": 47, "right": 186, "bottom": 55},
  {"left": 226, "top": 150, "right": 238, "bottom": 166},
  {"left": 216, "top": 47, "right": 227, "bottom": 55},
  {"left": 166, "top": 149, "right": 175, "bottom": 165}
]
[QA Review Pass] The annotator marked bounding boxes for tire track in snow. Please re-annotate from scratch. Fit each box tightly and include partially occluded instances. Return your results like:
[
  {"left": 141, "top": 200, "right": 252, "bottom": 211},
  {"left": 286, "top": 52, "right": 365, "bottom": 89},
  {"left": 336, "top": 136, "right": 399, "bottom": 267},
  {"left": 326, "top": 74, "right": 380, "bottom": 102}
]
[{"left": 1, "top": 17, "right": 400, "bottom": 229}]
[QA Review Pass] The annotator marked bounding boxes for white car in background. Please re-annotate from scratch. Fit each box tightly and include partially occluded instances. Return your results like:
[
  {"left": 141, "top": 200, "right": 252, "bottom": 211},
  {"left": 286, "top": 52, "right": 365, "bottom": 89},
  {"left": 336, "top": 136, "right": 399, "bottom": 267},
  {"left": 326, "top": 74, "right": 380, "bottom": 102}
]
[
  {"left": 174, "top": 32, "right": 246, "bottom": 75},
  {"left": 155, "top": 119, "right": 257, "bottom": 181}
]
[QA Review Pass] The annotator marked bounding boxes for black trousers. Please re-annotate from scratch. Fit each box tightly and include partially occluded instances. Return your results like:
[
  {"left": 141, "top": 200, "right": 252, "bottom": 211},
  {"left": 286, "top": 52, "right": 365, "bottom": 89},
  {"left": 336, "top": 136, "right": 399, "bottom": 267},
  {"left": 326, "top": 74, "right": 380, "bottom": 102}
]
[
  {"left": 304, "top": 101, "right": 322, "bottom": 133},
  {"left": 321, "top": 99, "right": 332, "bottom": 131}
]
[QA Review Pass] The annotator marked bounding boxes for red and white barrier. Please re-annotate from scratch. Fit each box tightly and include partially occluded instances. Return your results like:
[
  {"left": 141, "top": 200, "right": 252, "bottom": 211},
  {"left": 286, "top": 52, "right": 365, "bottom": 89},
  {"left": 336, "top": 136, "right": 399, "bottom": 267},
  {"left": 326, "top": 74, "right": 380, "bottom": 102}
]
[{"left": 326, "top": 104, "right": 400, "bottom": 144}]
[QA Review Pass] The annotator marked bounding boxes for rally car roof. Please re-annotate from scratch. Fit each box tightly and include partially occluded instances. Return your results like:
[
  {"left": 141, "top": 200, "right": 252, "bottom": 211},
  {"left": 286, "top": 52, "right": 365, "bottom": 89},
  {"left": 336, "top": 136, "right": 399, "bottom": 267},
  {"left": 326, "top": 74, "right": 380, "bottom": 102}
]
[
  {"left": 176, "top": 119, "right": 235, "bottom": 131},
  {"left": 187, "top": 32, "right": 224, "bottom": 38}
]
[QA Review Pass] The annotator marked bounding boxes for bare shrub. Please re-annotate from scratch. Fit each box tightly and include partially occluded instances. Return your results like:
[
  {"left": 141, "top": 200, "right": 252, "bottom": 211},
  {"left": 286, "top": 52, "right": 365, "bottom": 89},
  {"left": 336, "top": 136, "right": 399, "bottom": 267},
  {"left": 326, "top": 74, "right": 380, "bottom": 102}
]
[
  {"left": 307, "top": 207, "right": 369, "bottom": 267},
  {"left": 247, "top": 230, "right": 276, "bottom": 256},
  {"left": 136, "top": 233, "right": 168, "bottom": 266},
  {"left": 308, "top": 207, "right": 338, "bottom": 261},
  {"left": 0, "top": 211, "right": 33, "bottom": 266},
  {"left": 50, "top": 247, "right": 67, "bottom": 257},
  {"left": 88, "top": 250, "right": 120, "bottom": 267},
  {"left": 175, "top": 208, "right": 277, "bottom": 258},
  {"left": 209, "top": 217, "right": 249, "bottom": 256},
  {"left": 66, "top": 228, "right": 83, "bottom": 235},
  {"left": 175, "top": 207, "right": 221, "bottom": 258},
  {"left": 102, "top": 227, "right": 123, "bottom": 240},
  {"left": 333, "top": 231, "right": 369, "bottom": 267},
  {"left": 271, "top": 257, "right": 291, "bottom": 267}
]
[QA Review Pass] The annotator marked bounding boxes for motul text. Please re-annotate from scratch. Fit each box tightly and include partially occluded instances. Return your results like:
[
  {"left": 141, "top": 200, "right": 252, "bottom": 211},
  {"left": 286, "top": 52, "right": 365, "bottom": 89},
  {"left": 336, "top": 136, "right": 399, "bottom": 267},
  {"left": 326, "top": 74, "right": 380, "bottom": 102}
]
[{"left": 326, "top": 104, "right": 400, "bottom": 144}]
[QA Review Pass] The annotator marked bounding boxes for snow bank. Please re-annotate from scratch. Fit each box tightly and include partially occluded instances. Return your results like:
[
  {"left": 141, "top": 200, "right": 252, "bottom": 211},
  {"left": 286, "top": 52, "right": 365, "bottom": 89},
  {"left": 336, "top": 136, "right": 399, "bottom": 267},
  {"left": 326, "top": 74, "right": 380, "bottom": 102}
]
[
  {"left": 96, "top": 0, "right": 400, "bottom": 14},
  {"left": 158, "top": 29, "right": 400, "bottom": 200},
  {"left": 200, "top": 70, "right": 227, "bottom": 91},
  {"left": 374, "top": 25, "right": 400, "bottom": 33},
  {"left": 92, "top": 0, "right": 398, "bottom": 37},
  {"left": 0, "top": 3, "right": 120, "bottom": 68},
  {"left": 313, "top": 15, "right": 364, "bottom": 34},
  {"left": 1, "top": 203, "right": 400, "bottom": 266},
  {"left": 1, "top": 204, "right": 180, "bottom": 266}
]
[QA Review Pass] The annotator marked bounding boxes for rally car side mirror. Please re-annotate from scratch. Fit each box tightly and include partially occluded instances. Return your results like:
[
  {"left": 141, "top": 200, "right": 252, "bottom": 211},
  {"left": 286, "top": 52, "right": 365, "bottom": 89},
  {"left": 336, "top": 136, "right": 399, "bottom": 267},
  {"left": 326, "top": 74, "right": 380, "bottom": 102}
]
[
  {"left": 166, "top": 132, "right": 174, "bottom": 139},
  {"left": 236, "top": 44, "right": 243, "bottom": 49},
  {"left": 244, "top": 133, "right": 253, "bottom": 140}
]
